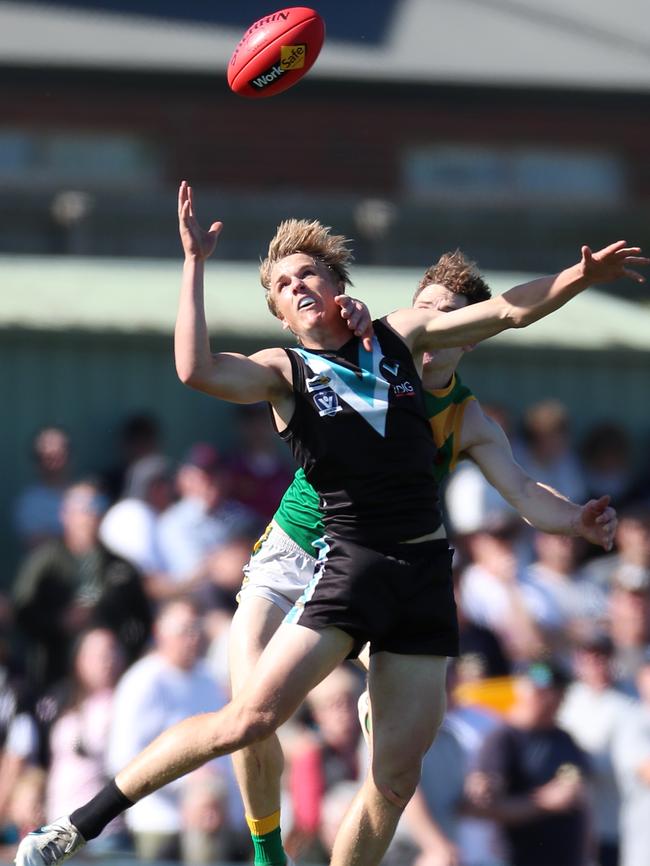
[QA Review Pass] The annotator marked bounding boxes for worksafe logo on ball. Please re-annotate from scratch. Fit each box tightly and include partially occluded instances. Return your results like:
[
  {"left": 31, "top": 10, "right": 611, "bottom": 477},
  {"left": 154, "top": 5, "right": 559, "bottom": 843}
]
[
  {"left": 280, "top": 44, "right": 306, "bottom": 70},
  {"left": 249, "top": 44, "right": 307, "bottom": 90}
]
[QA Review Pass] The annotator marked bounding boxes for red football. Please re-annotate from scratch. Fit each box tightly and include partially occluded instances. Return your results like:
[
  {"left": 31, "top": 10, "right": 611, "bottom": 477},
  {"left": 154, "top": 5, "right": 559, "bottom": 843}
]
[{"left": 227, "top": 7, "right": 325, "bottom": 98}]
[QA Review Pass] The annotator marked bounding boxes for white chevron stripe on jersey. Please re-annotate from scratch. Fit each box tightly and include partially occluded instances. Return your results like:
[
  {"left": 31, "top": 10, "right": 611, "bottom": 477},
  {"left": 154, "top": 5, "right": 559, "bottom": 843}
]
[{"left": 293, "top": 338, "right": 390, "bottom": 437}]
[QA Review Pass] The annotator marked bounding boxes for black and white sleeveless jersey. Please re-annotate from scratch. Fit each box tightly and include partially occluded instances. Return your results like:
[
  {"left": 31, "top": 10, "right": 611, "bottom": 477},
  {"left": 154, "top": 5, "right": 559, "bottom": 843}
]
[{"left": 276, "top": 317, "right": 442, "bottom": 546}]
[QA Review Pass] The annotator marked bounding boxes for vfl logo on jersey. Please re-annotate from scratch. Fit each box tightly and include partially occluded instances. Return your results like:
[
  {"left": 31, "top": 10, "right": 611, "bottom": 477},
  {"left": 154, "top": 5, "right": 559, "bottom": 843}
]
[
  {"left": 379, "top": 358, "right": 400, "bottom": 381},
  {"left": 312, "top": 388, "right": 342, "bottom": 417},
  {"left": 306, "top": 373, "right": 342, "bottom": 417}
]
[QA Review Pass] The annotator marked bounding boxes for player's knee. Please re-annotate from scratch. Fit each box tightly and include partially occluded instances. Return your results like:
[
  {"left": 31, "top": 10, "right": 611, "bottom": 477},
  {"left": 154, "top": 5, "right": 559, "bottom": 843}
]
[
  {"left": 373, "top": 759, "right": 422, "bottom": 810},
  {"left": 235, "top": 701, "right": 279, "bottom": 746},
  {"left": 207, "top": 698, "right": 278, "bottom": 753}
]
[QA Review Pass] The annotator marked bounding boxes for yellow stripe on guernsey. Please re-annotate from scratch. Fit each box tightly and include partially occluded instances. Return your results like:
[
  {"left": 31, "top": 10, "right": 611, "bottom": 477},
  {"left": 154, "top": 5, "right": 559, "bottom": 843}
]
[
  {"left": 424, "top": 374, "right": 475, "bottom": 481},
  {"left": 246, "top": 809, "right": 281, "bottom": 837}
]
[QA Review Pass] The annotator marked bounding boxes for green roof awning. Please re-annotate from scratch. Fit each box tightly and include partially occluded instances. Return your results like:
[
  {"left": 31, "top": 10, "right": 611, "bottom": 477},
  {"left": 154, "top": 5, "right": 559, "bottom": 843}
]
[{"left": 1, "top": 255, "right": 649, "bottom": 351}]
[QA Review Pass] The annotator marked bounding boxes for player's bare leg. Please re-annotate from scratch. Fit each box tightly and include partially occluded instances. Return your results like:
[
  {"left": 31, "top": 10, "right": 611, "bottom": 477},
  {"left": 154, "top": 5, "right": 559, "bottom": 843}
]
[
  {"left": 115, "top": 623, "right": 352, "bottom": 798},
  {"left": 330, "top": 653, "right": 447, "bottom": 866},
  {"left": 229, "top": 596, "right": 289, "bottom": 864},
  {"left": 15, "top": 624, "right": 353, "bottom": 866},
  {"left": 230, "top": 597, "right": 287, "bottom": 815}
]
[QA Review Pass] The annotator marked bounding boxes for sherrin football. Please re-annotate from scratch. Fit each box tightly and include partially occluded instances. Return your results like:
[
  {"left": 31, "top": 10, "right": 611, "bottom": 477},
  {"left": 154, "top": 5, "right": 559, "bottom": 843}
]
[{"left": 228, "top": 7, "right": 325, "bottom": 98}]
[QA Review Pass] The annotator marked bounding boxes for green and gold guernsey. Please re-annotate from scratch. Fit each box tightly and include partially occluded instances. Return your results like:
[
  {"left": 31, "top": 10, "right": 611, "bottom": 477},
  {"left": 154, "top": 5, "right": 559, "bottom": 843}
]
[{"left": 273, "top": 373, "right": 475, "bottom": 556}]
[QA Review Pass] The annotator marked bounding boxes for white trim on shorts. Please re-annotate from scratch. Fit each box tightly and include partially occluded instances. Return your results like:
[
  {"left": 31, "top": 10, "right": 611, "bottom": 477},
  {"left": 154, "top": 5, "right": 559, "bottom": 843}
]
[{"left": 237, "top": 521, "right": 318, "bottom": 615}]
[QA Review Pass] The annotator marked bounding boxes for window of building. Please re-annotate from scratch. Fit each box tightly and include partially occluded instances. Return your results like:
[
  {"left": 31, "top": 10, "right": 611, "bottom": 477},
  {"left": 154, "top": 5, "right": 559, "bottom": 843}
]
[
  {"left": 402, "top": 145, "right": 625, "bottom": 205},
  {"left": 0, "top": 128, "right": 163, "bottom": 187}
]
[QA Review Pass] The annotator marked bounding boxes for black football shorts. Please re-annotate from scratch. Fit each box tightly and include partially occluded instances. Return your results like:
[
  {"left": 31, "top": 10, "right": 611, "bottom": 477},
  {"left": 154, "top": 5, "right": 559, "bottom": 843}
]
[{"left": 284, "top": 535, "right": 458, "bottom": 657}]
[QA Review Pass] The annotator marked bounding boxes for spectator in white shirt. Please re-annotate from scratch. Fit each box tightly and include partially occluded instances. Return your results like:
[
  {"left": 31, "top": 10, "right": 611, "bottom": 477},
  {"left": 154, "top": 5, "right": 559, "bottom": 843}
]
[{"left": 106, "top": 598, "right": 242, "bottom": 861}]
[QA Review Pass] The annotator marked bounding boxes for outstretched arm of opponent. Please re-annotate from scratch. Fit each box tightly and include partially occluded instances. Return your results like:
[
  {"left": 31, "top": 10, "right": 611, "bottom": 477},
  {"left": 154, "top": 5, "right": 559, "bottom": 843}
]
[
  {"left": 388, "top": 241, "right": 648, "bottom": 352},
  {"left": 460, "top": 400, "right": 617, "bottom": 550}
]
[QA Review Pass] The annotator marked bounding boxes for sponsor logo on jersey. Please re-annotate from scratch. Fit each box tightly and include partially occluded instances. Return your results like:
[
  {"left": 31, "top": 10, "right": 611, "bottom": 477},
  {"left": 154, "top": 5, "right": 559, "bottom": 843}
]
[
  {"left": 312, "top": 387, "right": 342, "bottom": 417},
  {"left": 306, "top": 373, "right": 331, "bottom": 392},
  {"left": 280, "top": 44, "right": 306, "bottom": 70},
  {"left": 379, "top": 357, "right": 415, "bottom": 397},
  {"left": 393, "top": 381, "right": 415, "bottom": 397}
]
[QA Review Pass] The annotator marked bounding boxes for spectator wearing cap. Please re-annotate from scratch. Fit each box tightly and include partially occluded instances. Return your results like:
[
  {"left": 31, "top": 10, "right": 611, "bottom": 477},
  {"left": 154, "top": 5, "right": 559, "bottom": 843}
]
[
  {"left": 612, "top": 650, "right": 650, "bottom": 866},
  {"left": 13, "top": 426, "right": 71, "bottom": 550},
  {"left": 466, "top": 660, "right": 591, "bottom": 866},
  {"left": 99, "top": 455, "right": 182, "bottom": 603},
  {"left": 157, "top": 443, "right": 259, "bottom": 598},
  {"left": 558, "top": 635, "right": 634, "bottom": 866},
  {"left": 13, "top": 480, "right": 152, "bottom": 690}
]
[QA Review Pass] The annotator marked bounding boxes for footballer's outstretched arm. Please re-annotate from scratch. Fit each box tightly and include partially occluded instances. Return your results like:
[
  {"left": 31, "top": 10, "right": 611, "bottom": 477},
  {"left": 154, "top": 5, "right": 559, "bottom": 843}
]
[
  {"left": 388, "top": 241, "right": 648, "bottom": 352},
  {"left": 460, "top": 400, "right": 617, "bottom": 550},
  {"left": 175, "top": 181, "right": 293, "bottom": 409}
]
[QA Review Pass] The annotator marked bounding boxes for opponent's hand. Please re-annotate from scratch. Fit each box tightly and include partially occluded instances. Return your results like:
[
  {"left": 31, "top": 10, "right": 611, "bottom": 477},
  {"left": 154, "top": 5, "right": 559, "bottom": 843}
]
[
  {"left": 335, "top": 294, "right": 373, "bottom": 351},
  {"left": 574, "top": 495, "right": 617, "bottom": 551},
  {"left": 580, "top": 241, "right": 649, "bottom": 285},
  {"left": 178, "top": 180, "right": 222, "bottom": 261}
]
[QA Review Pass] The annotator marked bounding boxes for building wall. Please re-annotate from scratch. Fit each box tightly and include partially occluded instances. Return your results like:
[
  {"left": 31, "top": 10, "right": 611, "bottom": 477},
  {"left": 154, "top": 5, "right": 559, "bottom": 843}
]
[{"left": 2, "top": 69, "right": 649, "bottom": 198}]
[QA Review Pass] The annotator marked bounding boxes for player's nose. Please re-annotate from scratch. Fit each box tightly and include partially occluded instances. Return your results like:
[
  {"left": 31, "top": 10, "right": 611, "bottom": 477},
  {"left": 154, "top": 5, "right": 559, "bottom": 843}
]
[{"left": 289, "top": 276, "right": 305, "bottom": 292}]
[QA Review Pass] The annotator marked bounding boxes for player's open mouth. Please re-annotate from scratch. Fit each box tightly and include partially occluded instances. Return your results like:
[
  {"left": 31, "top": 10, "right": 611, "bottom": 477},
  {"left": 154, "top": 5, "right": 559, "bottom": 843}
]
[{"left": 297, "top": 297, "right": 316, "bottom": 311}]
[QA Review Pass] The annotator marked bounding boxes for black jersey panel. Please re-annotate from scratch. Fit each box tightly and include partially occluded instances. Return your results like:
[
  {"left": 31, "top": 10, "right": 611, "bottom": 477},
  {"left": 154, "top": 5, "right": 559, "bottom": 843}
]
[{"left": 277, "top": 319, "right": 441, "bottom": 545}]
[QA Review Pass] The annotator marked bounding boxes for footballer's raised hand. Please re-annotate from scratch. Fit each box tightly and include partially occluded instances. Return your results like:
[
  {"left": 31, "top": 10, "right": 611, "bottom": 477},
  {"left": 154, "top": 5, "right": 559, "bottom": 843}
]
[
  {"left": 336, "top": 294, "right": 374, "bottom": 351},
  {"left": 178, "top": 181, "right": 223, "bottom": 262},
  {"left": 580, "top": 241, "right": 649, "bottom": 285}
]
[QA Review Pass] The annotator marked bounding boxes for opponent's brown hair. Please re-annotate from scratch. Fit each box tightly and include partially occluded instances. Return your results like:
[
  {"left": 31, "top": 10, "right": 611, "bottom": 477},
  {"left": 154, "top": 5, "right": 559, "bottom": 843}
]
[
  {"left": 413, "top": 250, "right": 491, "bottom": 305},
  {"left": 260, "top": 219, "right": 354, "bottom": 316}
]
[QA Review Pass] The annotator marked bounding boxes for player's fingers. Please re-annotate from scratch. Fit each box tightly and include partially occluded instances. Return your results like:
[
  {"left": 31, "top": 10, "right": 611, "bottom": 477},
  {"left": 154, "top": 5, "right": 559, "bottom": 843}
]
[
  {"left": 209, "top": 221, "right": 223, "bottom": 238},
  {"left": 615, "top": 248, "right": 642, "bottom": 258},
  {"left": 335, "top": 294, "right": 352, "bottom": 318},
  {"left": 622, "top": 268, "right": 646, "bottom": 283},
  {"left": 361, "top": 324, "right": 374, "bottom": 352},
  {"left": 595, "top": 506, "right": 616, "bottom": 525},
  {"left": 584, "top": 496, "right": 607, "bottom": 517},
  {"left": 347, "top": 308, "right": 363, "bottom": 332},
  {"left": 178, "top": 180, "right": 187, "bottom": 213},
  {"left": 595, "top": 240, "right": 627, "bottom": 258}
]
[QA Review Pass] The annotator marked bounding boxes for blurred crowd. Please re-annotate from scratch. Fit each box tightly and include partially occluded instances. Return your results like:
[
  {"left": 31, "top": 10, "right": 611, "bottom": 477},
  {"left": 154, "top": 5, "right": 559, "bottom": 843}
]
[{"left": 1, "top": 397, "right": 650, "bottom": 866}]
